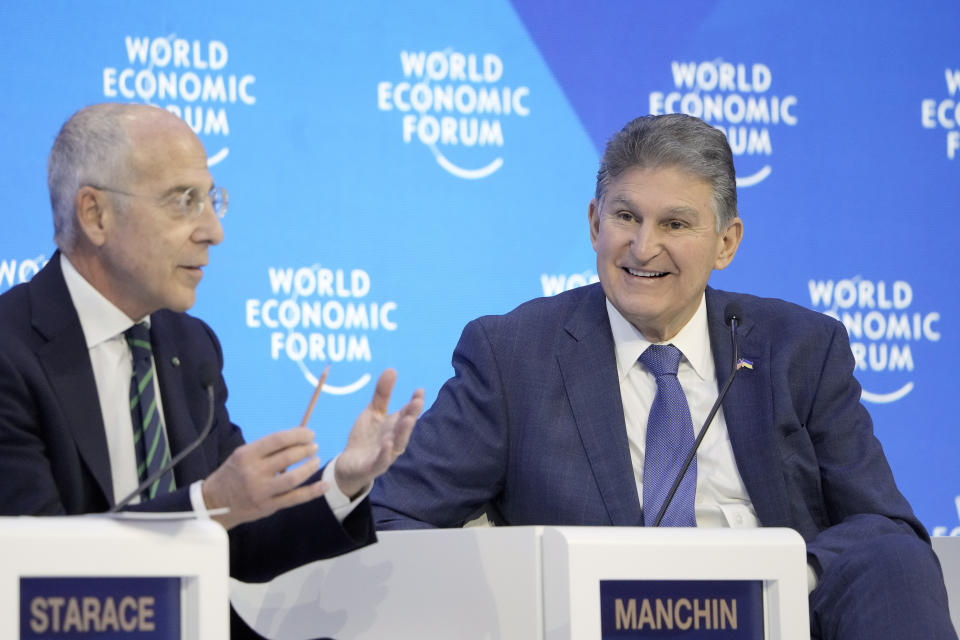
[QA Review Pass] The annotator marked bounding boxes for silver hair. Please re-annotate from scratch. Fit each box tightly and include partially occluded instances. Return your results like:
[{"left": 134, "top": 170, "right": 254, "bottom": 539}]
[
  {"left": 595, "top": 113, "right": 739, "bottom": 231},
  {"left": 48, "top": 104, "right": 135, "bottom": 252}
]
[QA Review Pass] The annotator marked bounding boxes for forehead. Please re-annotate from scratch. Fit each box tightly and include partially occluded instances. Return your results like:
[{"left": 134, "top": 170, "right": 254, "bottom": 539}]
[
  {"left": 601, "top": 165, "right": 715, "bottom": 217},
  {"left": 124, "top": 114, "right": 212, "bottom": 190}
]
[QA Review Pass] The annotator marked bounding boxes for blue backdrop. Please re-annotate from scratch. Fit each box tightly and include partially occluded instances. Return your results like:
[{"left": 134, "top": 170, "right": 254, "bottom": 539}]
[{"left": 1, "top": 1, "right": 956, "bottom": 535}]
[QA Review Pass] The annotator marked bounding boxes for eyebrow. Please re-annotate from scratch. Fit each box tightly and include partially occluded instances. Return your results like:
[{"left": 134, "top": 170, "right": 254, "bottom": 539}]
[
  {"left": 662, "top": 205, "right": 702, "bottom": 219},
  {"left": 604, "top": 195, "right": 636, "bottom": 210},
  {"left": 604, "top": 196, "right": 702, "bottom": 219},
  {"left": 158, "top": 182, "right": 213, "bottom": 199}
]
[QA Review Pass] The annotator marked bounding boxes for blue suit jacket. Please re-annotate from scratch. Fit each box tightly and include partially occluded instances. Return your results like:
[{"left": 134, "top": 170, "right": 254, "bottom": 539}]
[
  {"left": 0, "top": 253, "right": 374, "bottom": 584},
  {"left": 371, "top": 283, "right": 927, "bottom": 577}
]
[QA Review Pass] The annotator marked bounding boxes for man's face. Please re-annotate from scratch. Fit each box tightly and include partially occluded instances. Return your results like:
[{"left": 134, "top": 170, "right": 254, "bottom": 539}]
[
  {"left": 96, "top": 113, "right": 224, "bottom": 320},
  {"left": 589, "top": 165, "right": 742, "bottom": 342}
]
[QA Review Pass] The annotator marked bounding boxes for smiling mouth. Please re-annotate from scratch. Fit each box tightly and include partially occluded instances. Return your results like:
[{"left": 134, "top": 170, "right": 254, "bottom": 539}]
[{"left": 625, "top": 267, "right": 667, "bottom": 278}]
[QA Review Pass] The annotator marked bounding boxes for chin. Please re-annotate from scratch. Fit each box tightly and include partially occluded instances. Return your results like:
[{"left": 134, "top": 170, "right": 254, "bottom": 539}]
[{"left": 166, "top": 294, "right": 197, "bottom": 313}]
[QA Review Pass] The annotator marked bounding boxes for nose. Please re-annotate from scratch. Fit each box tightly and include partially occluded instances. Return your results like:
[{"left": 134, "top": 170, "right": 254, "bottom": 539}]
[
  {"left": 629, "top": 223, "right": 660, "bottom": 262},
  {"left": 193, "top": 200, "right": 224, "bottom": 246}
]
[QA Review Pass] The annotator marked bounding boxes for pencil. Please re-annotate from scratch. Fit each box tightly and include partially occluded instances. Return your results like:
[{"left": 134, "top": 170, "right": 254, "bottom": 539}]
[{"left": 300, "top": 365, "right": 330, "bottom": 428}]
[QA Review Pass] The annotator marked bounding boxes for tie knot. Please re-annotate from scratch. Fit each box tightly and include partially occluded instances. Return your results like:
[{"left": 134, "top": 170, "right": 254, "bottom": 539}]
[
  {"left": 124, "top": 323, "right": 152, "bottom": 358},
  {"left": 639, "top": 343, "right": 682, "bottom": 377}
]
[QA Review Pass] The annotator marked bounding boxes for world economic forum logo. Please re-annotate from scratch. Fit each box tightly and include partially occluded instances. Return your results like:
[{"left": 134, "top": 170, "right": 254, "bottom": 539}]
[
  {"left": 245, "top": 263, "right": 399, "bottom": 395},
  {"left": 101, "top": 34, "right": 257, "bottom": 167},
  {"left": 932, "top": 496, "right": 960, "bottom": 537},
  {"left": 649, "top": 59, "right": 799, "bottom": 188},
  {"left": 920, "top": 66, "right": 960, "bottom": 160},
  {"left": 377, "top": 48, "right": 532, "bottom": 179},
  {"left": 540, "top": 270, "right": 599, "bottom": 297},
  {"left": 808, "top": 276, "right": 941, "bottom": 404},
  {"left": 0, "top": 254, "right": 48, "bottom": 294}
]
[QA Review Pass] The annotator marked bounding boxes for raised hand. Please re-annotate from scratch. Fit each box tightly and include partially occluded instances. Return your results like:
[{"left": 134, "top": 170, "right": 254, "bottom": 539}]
[{"left": 334, "top": 369, "right": 425, "bottom": 499}]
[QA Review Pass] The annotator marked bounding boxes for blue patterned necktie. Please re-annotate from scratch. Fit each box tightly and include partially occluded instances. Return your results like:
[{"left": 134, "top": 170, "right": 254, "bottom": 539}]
[
  {"left": 639, "top": 344, "right": 697, "bottom": 527},
  {"left": 125, "top": 323, "right": 175, "bottom": 501}
]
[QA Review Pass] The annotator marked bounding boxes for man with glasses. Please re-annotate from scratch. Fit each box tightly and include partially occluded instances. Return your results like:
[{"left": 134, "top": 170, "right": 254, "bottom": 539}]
[{"left": 0, "top": 103, "right": 424, "bottom": 637}]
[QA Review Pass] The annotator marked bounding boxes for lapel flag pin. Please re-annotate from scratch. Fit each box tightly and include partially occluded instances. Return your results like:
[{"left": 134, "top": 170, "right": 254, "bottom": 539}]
[{"left": 737, "top": 358, "right": 754, "bottom": 370}]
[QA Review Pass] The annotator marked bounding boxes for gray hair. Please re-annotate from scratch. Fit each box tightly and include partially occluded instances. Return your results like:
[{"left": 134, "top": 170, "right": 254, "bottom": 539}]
[
  {"left": 595, "top": 114, "right": 739, "bottom": 231},
  {"left": 48, "top": 104, "right": 134, "bottom": 252}
]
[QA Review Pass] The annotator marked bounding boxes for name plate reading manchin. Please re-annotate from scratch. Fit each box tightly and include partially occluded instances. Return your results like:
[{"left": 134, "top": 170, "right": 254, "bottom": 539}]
[
  {"left": 20, "top": 577, "right": 180, "bottom": 639},
  {"left": 600, "top": 579, "right": 764, "bottom": 639}
]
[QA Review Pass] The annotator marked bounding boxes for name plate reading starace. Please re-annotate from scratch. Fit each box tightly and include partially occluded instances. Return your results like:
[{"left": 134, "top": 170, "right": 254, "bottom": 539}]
[
  {"left": 600, "top": 579, "right": 764, "bottom": 638},
  {"left": 20, "top": 577, "right": 181, "bottom": 639}
]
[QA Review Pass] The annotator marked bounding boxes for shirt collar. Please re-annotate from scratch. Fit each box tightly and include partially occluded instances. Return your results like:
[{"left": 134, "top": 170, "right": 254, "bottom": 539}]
[
  {"left": 60, "top": 254, "right": 150, "bottom": 349},
  {"left": 606, "top": 293, "right": 713, "bottom": 382}
]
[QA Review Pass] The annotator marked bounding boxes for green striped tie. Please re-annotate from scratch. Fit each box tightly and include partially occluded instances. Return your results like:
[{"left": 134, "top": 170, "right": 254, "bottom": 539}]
[{"left": 125, "top": 323, "right": 175, "bottom": 500}]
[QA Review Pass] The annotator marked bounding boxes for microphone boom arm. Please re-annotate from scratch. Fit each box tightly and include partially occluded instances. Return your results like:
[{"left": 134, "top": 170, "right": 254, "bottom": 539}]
[
  {"left": 652, "top": 312, "right": 742, "bottom": 527},
  {"left": 109, "top": 369, "right": 217, "bottom": 513}
]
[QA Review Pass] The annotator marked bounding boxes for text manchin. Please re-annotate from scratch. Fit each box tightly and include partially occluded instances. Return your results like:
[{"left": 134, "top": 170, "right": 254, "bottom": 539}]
[{"left": 615, "top": 597, "right": 738, "bottom": 631}]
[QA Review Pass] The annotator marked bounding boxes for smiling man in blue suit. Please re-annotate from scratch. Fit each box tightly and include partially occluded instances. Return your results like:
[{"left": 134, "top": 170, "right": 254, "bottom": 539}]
[{"left": 371, "top": 114, "right": 956, "bottom": 639}]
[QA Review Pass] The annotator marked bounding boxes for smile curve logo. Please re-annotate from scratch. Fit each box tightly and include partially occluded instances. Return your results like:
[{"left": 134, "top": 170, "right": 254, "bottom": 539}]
[
  {"left": 208, "top": 148, "right": 229, "bottom": 166},
  {"left": 861, "top": 382, "right": 914, "bottom": 404},
  {"left": 296, "top": 359, "right": 371, "bottom": 396},
  {"left": 736, "top": 165, "right": 771, "bottom": 188},
  {"left": 429, "top": 144, "right": 503, "bottom": 180}
]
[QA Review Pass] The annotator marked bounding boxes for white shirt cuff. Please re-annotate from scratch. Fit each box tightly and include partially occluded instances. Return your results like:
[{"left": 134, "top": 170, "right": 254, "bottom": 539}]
[
  {"left": 321, "top": 454, "right": 370, "bottom": 523},
  {"left": 806, "top": 563, "right": 819, "bottom": 594},
  {"left": 189, "top": 480, "right": 210, "bottom": 519}
]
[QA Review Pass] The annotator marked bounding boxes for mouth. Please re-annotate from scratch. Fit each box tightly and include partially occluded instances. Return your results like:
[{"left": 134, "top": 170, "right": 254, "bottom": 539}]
[
  {"left": 624, "top": 267, "right": 668, "bottom": 278},
  {"left": 179, "top": 265, "right": 206, "bottom": 280}
]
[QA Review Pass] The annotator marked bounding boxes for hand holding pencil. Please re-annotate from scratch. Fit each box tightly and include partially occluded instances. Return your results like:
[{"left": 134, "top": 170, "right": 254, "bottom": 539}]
[{"left": 199, "top": 366, "right": 423, "bottom": 529}]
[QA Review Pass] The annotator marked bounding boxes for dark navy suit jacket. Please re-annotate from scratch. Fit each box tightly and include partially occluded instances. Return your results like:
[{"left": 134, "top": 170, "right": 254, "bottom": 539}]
[
  {"left": 0, "top": 253, "right": 374, "bottom": 584},
  {"left": 372, "top": 282, "right": 928, "bottom": 578}
]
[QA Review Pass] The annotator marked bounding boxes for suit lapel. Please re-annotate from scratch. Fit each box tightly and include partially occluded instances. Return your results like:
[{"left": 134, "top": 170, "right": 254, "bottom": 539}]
[
  {"left": 30, "top": 254, "right": 115, "bottom": 504},
  {"left": 706, "top": 289, "right": 790, "bottom": 527},
  {"left": 150, "top": 315, "right": 212, "bottom": 486},
  {"left": 556, "top": 285, "right": 643, "bottom": 526}
]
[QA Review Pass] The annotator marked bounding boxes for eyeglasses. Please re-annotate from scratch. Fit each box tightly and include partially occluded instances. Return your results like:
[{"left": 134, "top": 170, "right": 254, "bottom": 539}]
[{"left": 87, "top": 184, "right": 228, "bottom": 220}]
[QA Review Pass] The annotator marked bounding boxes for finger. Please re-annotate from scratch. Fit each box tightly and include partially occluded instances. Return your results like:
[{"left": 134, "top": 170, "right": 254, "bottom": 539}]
[
  {"left": 270, "top": 479, "right": 330, "bottom": 512},
  {"left": 246, "top": 427, "right": 316, "bottom": 457},
  {"left": 263, "top": 441, "right": 320, "bottom": 474},
  {"left": 391, "top": 414, "right": 416, "bottom": 455},
  {"left": 405, "top": 388, "right": 425, "bottom": 419},
  {"left": 368, "top": 368, "right": 398, "bottom": 415},
  {"left": 388, "top": 417, "right": 415, "bottom": 456},
  {"left": 393, "top": 388, "right": 423, "bottom": 429},
  {"left": 387, "top": 389, "right": 424, "bottom": 455},
  {"left": 266, "top": 455, "right": 322, "bottom": 496}
]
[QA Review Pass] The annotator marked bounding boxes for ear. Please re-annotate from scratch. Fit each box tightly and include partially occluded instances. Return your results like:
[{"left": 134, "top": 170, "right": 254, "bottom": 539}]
[
  {"left": 714, "top": 217, "right": 743, "bottom": 270},
  {"left": 74, "top": 186, "right": 111, "bottom": 247},
  {"left": 588, "top": 198, "right": 601, "bottom": 250}
]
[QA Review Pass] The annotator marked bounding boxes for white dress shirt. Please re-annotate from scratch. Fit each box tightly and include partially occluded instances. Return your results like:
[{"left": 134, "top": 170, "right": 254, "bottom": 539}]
[
  {"left": 607, "top": 294, "right": 759, "bottom": 529},
  {"left": 61, "top": 255, "right": 163, "bottom": 505},
  {"left": 60, "top": 255, "right": 365, "bottom": 517}
]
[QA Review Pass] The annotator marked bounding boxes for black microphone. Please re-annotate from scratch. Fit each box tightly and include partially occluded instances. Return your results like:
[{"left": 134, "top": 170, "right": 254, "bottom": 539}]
[
  {"left": 651, "top": 303, "right": 744, "bottom": 527},
  {"left": 109, "top": 362, "right": 219, "bottom": 513}
]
